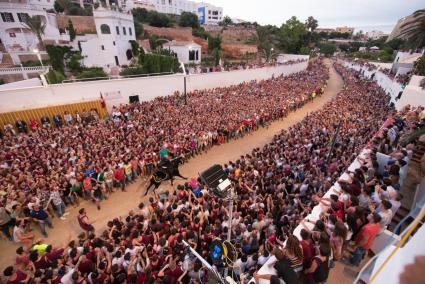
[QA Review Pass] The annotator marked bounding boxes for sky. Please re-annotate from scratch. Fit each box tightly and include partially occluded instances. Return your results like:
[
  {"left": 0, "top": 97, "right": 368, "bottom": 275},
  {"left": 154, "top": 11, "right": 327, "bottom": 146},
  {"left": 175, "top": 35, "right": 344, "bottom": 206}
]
[{"left": 203, "top": 0, "right": 424, "bottom": 33}]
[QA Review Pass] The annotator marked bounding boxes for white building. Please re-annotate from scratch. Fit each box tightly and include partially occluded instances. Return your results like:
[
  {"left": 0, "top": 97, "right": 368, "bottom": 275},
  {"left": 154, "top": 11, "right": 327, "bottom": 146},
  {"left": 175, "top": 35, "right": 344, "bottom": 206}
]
[
  {"left": 144, "top": 0, "right": 222, "bottom": 25},
  {"left": 80, "top": 6, "right": 136, "bottom": 68},
  {"left": 197, "top": 2, "right": 222, "bottom": 25},
  {"left": 162, "top": 40, "right": 201, "bottom": 64},
  {"left": 392, "top": 50, "right": 425, "bottom": 75},
  {"left": 366, "top": 30, "right": 386, "bottom": 40},
  {"left": 0, "top": 0, "right": 69, "bottom": 65}
]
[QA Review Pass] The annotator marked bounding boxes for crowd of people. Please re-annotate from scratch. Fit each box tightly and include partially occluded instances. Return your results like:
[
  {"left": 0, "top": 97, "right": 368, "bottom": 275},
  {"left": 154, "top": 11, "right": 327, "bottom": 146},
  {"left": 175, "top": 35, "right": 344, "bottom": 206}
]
[
  {"left": 1, "top": 59, "right": 422, "bottom": 284},
  {"left": 0, "top": 60, "right": 328, "bottom": 237}
]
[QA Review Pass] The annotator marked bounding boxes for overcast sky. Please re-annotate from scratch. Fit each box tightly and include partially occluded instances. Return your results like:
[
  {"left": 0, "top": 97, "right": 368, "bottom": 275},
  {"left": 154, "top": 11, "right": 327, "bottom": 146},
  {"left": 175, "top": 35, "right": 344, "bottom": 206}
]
[{"left": 203, "top": 0, "right": 424, "bottom": 33}]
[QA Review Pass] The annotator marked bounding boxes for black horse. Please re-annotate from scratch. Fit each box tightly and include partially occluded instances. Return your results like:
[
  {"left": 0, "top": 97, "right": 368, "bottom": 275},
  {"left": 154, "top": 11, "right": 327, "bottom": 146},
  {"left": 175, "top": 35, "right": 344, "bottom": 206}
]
[{"left": 144, "top": 156, "right": 187, "bottom": 196}]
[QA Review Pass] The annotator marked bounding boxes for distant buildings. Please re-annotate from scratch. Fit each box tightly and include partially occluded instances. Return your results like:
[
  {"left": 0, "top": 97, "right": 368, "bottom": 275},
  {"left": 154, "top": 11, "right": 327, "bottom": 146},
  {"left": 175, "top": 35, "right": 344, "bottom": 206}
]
[
  {"left": 141, "top": 0, "right": 223, "bottom": 25},
  {"left": 366, "top": 30, "right": 387, "bottom": 40},
  {"left": 162, "top": 40, "right": 201, "bottom": 64},
  {"left": 315, "top": 26, "right": 355, "bottom": 35},
  {"left": 335, "top": 26, "right": 354, "bottom": 34}
]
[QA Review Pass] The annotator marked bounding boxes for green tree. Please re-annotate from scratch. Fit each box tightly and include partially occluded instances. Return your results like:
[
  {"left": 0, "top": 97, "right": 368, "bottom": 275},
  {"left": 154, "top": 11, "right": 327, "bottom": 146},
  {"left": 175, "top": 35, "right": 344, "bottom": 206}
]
[
  {"left": 133, "top": 8, "right": 149, "bottom": 22},
  {"left": 179, "top": 12, "right": 199, "bottom": 28},
  {"left": 130, "top": 40, "right": 140, "bottom": 58},
  {"left": 46, "top": 45, "right": 70, "bottom": 72},
  {"left": 54, "top": 0, "right": 71, "bottom": 14},
  {"left": 413, "top": 55, "right": 425, "bottom": 76},
  {"left": 279, "top": 16, "right": 308, "bottom": 54},
  {"left": 212, "top": 48, "right": 221, "bottom": 66},
  {"left": 219, "top": 16, "right": 233, "bottom": 27},
  {"left": 68, "top": 53, "right": 83, "bottom": 73},
  {"left": 386, "top": 38, "right": 405, "bottom": 50},
  {"left": 207, "top": 35, "right": 221, "bottom": 52},
  {"left": 148, "top": 11, "right": 172, "bottom": 27},
  {"left": 134, "top": 20, "right": 144, "bottom": 38},
  {"left": 319, "top": 43, "right": 336, "bottom": 56},
  {"left": 399, "top": 9, "right": 425, "bottom": 48},
  {"left": 68, "top": 19, "right": 76, "bottom": 41},
  {"left": 305, "top": 16, "right": 318, "bottom": 32},
  {"left": 24, "top": 15, "right": 46, "bottom": 50}
]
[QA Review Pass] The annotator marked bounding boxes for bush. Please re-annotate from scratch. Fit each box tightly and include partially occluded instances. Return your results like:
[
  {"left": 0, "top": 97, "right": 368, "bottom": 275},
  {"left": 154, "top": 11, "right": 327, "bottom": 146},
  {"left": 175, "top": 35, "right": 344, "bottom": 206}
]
[
  {"left": 179, "top": 12, "right": 199, "bottom": 28},
  {"left": 147, "top": 11, "right": 172, "bottom": 27},
  {"left": 21, "top": 60, "right": 50, "bottom": 67},
  {"left": 68, "top": 53, "right": 83, "bottom": 73},
  {"left": 414, "top": 55, "right": 425, "bottom": 76},
  {"left": 76, "top": 68, "right": 107, "bottom": 80},
  {"left": 192, "top": 27, "right": 209, "bottom": 39},
  {"left": 120, "top": 66, "right": 145, "bottom": 76},
  {"left": 420, "top": 78, "right": 425, "bottom": 90},
  {"left": 299, "top": 46, "right": 311, "bottom": 55},
  {"left": 319, "top": 43, "right": 336, "bottom": 56},
  {"left": 46, "top": 70, "right": 66, "bottom": 84},
  {"left": 140, "top": 53, "right": 179, "bottom": 74}
]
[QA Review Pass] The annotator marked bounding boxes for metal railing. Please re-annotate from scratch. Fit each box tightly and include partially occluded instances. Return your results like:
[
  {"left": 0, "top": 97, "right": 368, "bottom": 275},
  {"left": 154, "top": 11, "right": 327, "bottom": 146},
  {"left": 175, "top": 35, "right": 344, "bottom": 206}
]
[
  {"left": 354, "top": 195, "right": 425, "bottom": 284},
  {"left": 0, "top": 65, "right": 50, "bottom": 74}
]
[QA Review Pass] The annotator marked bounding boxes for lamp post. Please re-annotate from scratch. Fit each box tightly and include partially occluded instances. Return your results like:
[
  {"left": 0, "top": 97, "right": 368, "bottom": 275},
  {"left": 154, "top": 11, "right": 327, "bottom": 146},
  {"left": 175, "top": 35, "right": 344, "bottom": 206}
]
[{"left": 33, "top": 48, "right": 44, "bottom": 68}]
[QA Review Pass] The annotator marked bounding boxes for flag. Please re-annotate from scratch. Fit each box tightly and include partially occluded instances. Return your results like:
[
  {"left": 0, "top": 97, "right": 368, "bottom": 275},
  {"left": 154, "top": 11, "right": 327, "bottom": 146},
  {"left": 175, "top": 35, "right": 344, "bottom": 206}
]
[{"left": 100, "top": 92, "right": 106, "bottom": 108}]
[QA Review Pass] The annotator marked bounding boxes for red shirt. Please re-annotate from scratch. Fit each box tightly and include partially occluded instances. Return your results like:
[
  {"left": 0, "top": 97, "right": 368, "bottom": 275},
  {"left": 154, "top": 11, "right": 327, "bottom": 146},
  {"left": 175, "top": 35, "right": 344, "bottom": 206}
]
[
  {"left": 355, "top": 223, "right": 380, "bottom": 250},
  {"left": 114, "top": 168, "right": 125, "bottom": 181},
  {"left": 165, "top": 266, "right": 184, "bottom": 284}
]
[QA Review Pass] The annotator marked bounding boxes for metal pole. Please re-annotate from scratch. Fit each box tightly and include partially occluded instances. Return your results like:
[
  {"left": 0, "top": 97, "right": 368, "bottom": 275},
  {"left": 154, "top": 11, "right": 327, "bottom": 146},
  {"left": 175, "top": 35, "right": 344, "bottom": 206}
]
[
  {"left": 182, "top": 240, "right": 227, "bottom": 284},
  {"left": 184, "top": 76, "right": 187, "bottom": 105},
  {"left": 326, "top": 122, "right": 341, "bottom": 164},
  {"left": 224, "top": 187, "right": 234, "bottom": 279}
]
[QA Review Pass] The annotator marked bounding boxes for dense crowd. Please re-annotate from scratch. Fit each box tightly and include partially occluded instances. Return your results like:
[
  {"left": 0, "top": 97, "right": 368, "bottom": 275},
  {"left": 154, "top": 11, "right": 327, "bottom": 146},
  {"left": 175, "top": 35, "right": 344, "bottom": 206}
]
[
  {"left": 0, "top": 60, "right": 328, "bottom": 238},
  {"left": 1, "top": 60, "right": 422, "bottom": 284}
]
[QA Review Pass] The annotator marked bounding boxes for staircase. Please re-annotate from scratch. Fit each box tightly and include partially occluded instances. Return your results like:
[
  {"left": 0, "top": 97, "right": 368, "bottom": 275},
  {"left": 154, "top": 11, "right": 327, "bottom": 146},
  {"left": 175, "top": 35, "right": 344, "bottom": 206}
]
[{"left": 0, "top": 53, "right": 14, "bottom": 68}]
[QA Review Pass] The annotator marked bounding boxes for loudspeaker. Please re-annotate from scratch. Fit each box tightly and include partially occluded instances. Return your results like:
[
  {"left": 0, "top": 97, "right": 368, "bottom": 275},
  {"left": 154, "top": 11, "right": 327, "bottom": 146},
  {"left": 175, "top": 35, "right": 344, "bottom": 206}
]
[
  {"left": 129, "top": 95, "right": 140, "bottom": 103},
  {"left": 199, "top": 164, "right": 228, "bottom": 189}
]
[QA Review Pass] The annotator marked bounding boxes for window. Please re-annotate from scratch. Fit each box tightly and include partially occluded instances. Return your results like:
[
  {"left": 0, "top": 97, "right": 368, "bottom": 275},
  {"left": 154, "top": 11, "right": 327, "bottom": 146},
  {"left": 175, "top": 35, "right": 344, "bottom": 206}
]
[
  {"left": 123, "top": 27, "right": 126, "bottom": 35},
  {"left": 101, "top": 45, "right": 105, "bottom": 50},
  {"left": 129, "top": 27, "right": 132, "bottom": 36},
  {"left": 113, "top": 41, "right": 115, "bottom": 46},
  {"left": 17, "top": 13, "right": 29, "bottom": 22},
  {"left": 189, "top": 50, "right": 195, "bottom": 61},
  {"left": 9, "top": 32, "right": 16, "bottom": 38},
  {"left": 1, "top": 12, "right": 15, "bottom": 22},
  {"left": 116, "top": 26, "right": 120, "bottom": 35},
  {"left": 212, "top": 11, "right": 218, "bottom": 15},
  {"left": 100, "top": 24, "right": 111, "bottom": 34}
]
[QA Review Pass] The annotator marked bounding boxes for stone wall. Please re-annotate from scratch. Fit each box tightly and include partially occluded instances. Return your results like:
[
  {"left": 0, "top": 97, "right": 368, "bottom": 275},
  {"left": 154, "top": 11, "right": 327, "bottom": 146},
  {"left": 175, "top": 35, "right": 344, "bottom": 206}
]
[{"left": 57, "top": 15, "right": 97, "bottom": 35}]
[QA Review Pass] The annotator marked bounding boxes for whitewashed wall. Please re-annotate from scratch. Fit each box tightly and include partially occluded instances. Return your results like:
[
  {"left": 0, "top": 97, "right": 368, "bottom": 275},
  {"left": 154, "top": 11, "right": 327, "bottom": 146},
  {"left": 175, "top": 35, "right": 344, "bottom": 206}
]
[
  {"left": 397, "top": 75, "right": 425, "bottom": 110},
  {"left": 0, "top": 61, "right": 308, "bottom": 113},
  {"left": 345, "top": 62, "right": 425, "bottom": 111},
  {"left": 344, "top": 62, "right": 404, "bottom": 104}
]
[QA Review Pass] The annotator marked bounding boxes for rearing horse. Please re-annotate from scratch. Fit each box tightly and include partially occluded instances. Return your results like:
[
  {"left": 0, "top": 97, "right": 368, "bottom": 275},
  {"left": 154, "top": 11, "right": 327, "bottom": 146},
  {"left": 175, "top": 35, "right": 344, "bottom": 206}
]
[{"left": 143, "top": 156, "right": 187, "bottom": 196}]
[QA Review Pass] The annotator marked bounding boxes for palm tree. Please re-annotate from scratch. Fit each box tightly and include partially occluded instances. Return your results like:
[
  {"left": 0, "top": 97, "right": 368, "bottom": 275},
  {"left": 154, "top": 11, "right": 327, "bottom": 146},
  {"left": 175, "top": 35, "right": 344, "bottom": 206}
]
[
  {"left": 305, "top": 16, "right": 318, "bottom": 32},
  {"left": 23, "top": 15, "right": 46, "bottom": 50},
  {"left": 399, "top": 9, "right": 425, "bottom": 48}
]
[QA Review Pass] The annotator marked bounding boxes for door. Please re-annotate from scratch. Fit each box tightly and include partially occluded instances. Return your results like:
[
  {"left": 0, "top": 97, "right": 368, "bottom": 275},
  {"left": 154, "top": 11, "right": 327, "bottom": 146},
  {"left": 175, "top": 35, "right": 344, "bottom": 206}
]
[{"left": 114, "top": 56, "right": 119, "bottom": 66}]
